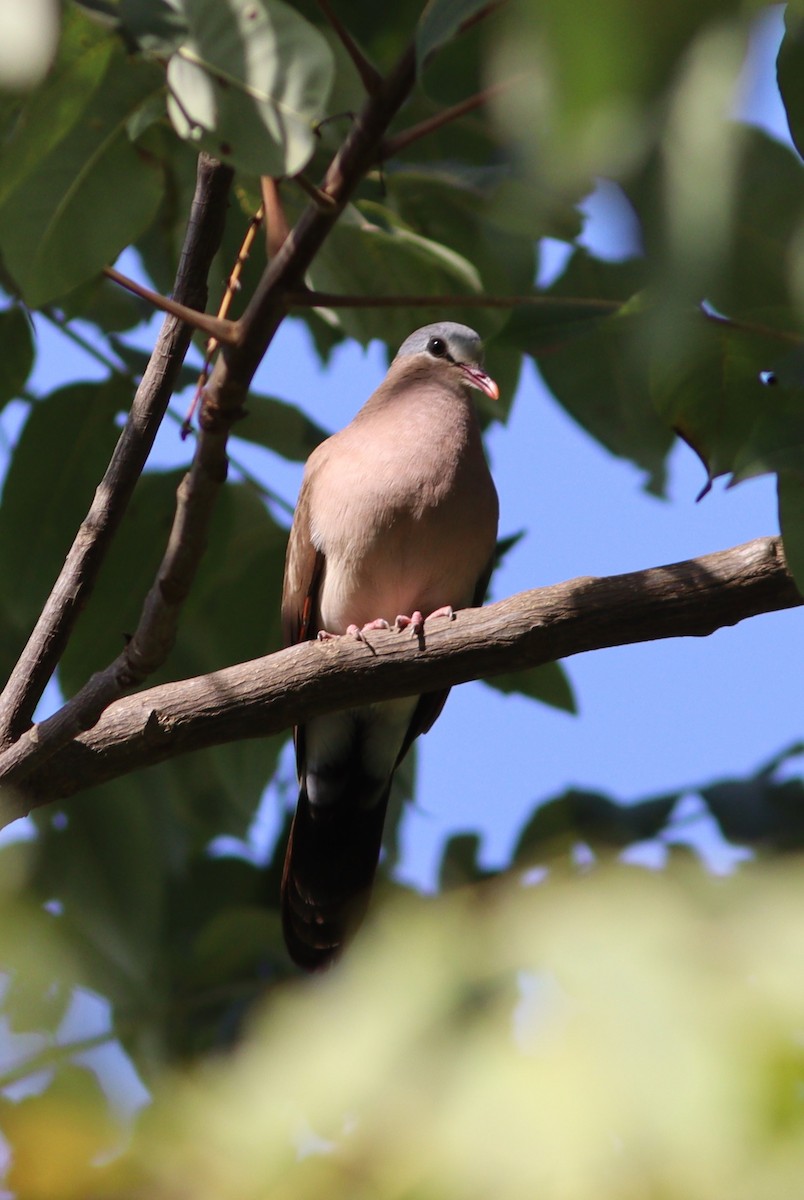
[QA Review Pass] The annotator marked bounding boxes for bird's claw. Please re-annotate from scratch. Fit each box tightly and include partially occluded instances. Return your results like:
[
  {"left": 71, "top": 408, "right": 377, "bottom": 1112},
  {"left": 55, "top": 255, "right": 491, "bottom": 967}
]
[{"left": 395, "top": 606, "right": 454, "bottom": 636}]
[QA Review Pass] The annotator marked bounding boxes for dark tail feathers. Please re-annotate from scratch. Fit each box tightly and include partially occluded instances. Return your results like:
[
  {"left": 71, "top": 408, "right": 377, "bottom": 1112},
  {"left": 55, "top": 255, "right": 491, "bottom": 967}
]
[{"left": 281, "top": 783, "right": 390, "bottom": 971}]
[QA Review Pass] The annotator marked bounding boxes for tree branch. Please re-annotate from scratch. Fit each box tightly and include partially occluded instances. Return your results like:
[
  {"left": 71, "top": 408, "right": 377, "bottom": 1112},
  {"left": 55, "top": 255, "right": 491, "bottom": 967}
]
[
  {"left": 0, "top": 154, "right": 234, "bottom": 747},
  {"left": 285, "top": 290, "right": 621, "bottom": 310},
  {"left": 103, "top": 266, "right": 240, "bottom": 344},
  {"left": 380, "top": 81, "right": 512, "bottom": 160},
  {"left": 2, "top": 537, "right": 798, "bottom": 827},
  {"left": 315, "top": 0, "right": 382, "bottom": 95}
]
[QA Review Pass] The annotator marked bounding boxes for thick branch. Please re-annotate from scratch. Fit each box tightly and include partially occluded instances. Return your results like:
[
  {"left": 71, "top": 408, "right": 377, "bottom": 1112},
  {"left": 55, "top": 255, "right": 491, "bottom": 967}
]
[
  {"left": 3, "top": 537, "right": 798, "bottom": 826},
  {"left": 0, "top": 154, "right": 234, "bottom": 747}
]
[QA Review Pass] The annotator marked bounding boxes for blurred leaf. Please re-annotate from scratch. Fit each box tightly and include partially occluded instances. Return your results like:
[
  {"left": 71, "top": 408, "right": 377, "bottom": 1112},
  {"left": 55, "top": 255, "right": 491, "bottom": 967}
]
[
  {"left": 188, "top": 906, "right": 282, "bottom": 989},
  {"left": 0, "top": 7, "right": 111, "bottom": 209},
  {"left": 437, "top": 831, "right": 489, "bottom": 889},
  {"left": 166, "top": 0, "right": 334, "bottom": 176},
  {"left": 56, "top": 273, "right": 154, "bottom": 334},
  {"left": 513, "top": 787, "right": 679, "bottom": 862},
  {"left": 235, "top": 393, "right": 328, "bottom": 462},
  {"left": 380, "top": 167, "right": 538, "bottom": 341},
  {"left": 489, "top": 0, "right": 744, "bottom": 190},
  {"left": 0, "top": 377, "right": 129, "bottom": 636},
  {"left": 120, "top": 0, "right": 189, "bottom": 53},
  {"left": 777, "top": 469, "right": 804, "bottom": 596},
  {"left": 651, "top": 313, "right": 793, "bottom": 491},
  {"left": 59, "top": 471, "right": 287, "bottom": 692},
  {"left": 30, "top": 783, "right": 171, "bottom": 1009},
  {"left": 416, "top": 0, "right": 493, "bottom": 69},
  {"left": 56, "top": 471, "right": 288, "bottom": 857},
  {"left": 702, "top": 772, "right": 804, "bottom": 851},
  {"left": 0, "top": 28, "right": 165, "bottom": 306},
  {"left": 0, "top": 306, "right": 35, "bottom": 407},
  {"left": 307, "top": 203, "right": 485, "bottom": 348},
  {"left": 509, "top": 250, "right": 673, "bottom": 494},
  {"left": 485, "top": 659, "right": 576, "bottom": 713},
  {"left": 0, "top": 901, "right": 81, "bottom": 1037},
  {"left": 0, "top": 0, "right": 59, "bottom": 92},
  {"left": 3, "top": 1065, "right": 119, "bottom": 1200},
  {"left": 777, "top": 2, "right": 804, "bottom": 163},
  {"left": 114, "top": 863, "right": 804, "bottom": 1200}
]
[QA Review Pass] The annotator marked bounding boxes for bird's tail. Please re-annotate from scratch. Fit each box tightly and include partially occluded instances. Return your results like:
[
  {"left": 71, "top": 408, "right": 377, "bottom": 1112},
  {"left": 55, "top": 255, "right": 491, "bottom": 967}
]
[{"left": 281, "top": 782, "right": 390, "bottom": 971}]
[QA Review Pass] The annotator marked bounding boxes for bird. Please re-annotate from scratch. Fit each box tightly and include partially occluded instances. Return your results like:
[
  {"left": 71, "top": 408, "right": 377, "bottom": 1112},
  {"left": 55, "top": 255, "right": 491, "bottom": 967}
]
[{"left": 280, "top": 322, "right": 500, "bottom": 970}]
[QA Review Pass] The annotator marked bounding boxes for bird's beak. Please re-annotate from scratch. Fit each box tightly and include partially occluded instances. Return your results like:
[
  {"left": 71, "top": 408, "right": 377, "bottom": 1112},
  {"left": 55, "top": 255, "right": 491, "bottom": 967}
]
[{"left": 459, "top": 362, "right": 500, "bottom": 401}]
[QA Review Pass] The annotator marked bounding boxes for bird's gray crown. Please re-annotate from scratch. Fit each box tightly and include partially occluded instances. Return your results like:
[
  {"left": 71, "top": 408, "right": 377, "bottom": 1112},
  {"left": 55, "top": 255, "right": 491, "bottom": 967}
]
[{"left": 394, "top": 322, "right": 485, "bottom": 367}]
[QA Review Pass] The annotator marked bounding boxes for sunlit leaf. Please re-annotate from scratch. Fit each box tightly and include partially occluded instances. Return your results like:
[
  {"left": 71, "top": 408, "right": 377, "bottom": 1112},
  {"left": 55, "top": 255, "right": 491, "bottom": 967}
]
[{"left": 166, "top": 0, "right": 334, "bottom": 176}]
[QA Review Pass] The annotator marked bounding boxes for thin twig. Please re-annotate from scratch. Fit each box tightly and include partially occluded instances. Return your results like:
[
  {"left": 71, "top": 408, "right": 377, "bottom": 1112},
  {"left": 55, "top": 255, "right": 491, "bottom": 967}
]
[
  {"left": 183, "top": 203, "right": 266, "bottom": 436},
  {"left": 284, "top": 290, "right": 621, "bottom": 311},
  {"left": 699, "top": 303, "right": 803, "bottom": 345},
  {"left": 261, "top": 177, "right": 290, "bottom": 258},
  {"left": 381, "top": 80, "right": 513, "bottom": 159},
  {"left": 293, "top": 173, "right": 338, "bottom": 209},
  {"left": 315, "top": 0, "right": 381, "bottom": 94},
  {"left": 0, "top": 155, "right": 235, "bottom": 747},
  {"left": 103, "top": 266, "right": 240, "bottom": 345}
]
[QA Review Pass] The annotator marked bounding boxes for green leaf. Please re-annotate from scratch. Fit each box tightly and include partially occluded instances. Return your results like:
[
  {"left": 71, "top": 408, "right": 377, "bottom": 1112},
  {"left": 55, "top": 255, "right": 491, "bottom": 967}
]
[
  {"left": 650, "top": 313, "right": 787, "bottom": 490},
  {"left": 508, "top": 251, "right": 673, "bottom": 495},
  {"left": 236, "top": 394, "right": 328, "bottom": 462},
  {"left": 166, "top": 0, "right": 334, "bottom": 176},
  {"left": 730, "top": 370, "right": 804, "bottom": 484},
  {"left": 0, "top": 307, "right": 35, "bottom": 407},
  {"left": 380, "top": 168, "right": 539, "bottom": 342},
  {"left": 0, "top": 378, "right": 129, "bottom": 635},
  {"left": 777, "top": 3, "right": 804, "bottom": 163},
  {"left": 57, "top": 273, "right": 154, "bottom": 333},
  {"left": 55, "top": 468, "right": 288, "bottom": 842},
  {"left": 489, "top": 0, "right": 745, "bottom": 190},
  {"left": 702, "top": 771, "right": 804, "bottom": 850},
  {"left": 777, "top": 469, "right": 804, "bottom": 596},
  {"left": 0, "top": 34, "right": 165, "bottom": 306},
  {"left": 0, "top": 902, "right": 80, "bottom": 1036},
  {"left": 120, "top": 0, "right": 189, "bottom": 54},
  {"left": 484, "top": 660, "right": 576, "bottom": 713},
  {"left": 437, "top": 831, "right": 489, "bottom": 889},
  {"left": 59, "top": 471, "right": 289, "bottom": 692},
  {"left": 416, "top": 0, "right": 497, "bottom": 70},
  {"left": 0, "top": 7, "right": 111, "bottom": 210},
  {"left": 307, "top": 204, "right": 485, "bottom": 348},
  {"left": 512, "top": 787, "right": 678, "bottom": 862}
]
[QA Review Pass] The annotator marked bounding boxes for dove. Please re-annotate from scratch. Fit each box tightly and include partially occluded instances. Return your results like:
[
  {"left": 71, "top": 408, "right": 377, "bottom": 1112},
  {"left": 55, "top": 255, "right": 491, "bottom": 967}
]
[{"left": 280, "top": 322, "right": 499, "bottom": 969}]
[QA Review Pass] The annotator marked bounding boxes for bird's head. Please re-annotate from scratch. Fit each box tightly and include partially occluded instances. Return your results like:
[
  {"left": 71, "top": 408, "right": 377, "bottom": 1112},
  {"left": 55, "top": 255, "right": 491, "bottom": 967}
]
[{"left": 394, "top": 322, "right": 499, "bottom": 401}]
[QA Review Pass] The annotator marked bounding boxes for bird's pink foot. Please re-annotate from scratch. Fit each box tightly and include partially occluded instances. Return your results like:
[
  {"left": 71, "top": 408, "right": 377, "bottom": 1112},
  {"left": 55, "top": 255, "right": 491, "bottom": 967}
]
[
  {"left": 318, "top": 618, "right": 390, "bottom": 642},
  {"left": 395, "top": 606, "right": 455, "bottom": 636}
]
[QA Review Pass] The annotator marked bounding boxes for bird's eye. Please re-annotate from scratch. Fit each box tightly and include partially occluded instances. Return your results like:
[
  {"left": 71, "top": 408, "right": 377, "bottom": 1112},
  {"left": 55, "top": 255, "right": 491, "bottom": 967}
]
[{"left": 428, "top": 336, "right": 448, "bottom": 358}]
